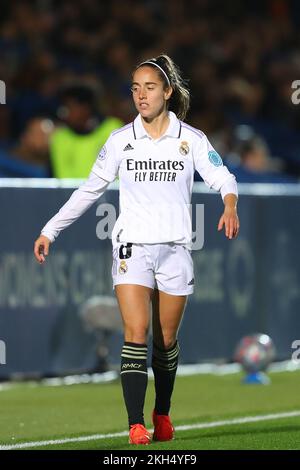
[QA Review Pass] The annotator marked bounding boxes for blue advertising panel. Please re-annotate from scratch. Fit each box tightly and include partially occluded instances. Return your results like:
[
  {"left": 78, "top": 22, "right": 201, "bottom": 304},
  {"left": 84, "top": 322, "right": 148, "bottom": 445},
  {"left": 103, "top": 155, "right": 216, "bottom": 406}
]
[{"left": 0, "top": 181, "right": 299, "bottom": 377}]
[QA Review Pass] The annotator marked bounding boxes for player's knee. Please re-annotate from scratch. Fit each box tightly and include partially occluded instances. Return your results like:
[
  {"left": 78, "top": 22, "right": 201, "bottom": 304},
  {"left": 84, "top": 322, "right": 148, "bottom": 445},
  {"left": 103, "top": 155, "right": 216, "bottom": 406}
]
[
  {"left": 155, "top": 334, "right": 177, "bottom": 350},
  {"left": 124, "top": 326, "right": 148, "bottom": 344}
]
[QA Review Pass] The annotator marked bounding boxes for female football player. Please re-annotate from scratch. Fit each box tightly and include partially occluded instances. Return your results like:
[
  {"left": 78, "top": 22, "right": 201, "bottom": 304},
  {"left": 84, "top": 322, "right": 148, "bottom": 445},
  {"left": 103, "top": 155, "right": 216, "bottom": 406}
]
[{"left": 34, "top": 54, "right": 239, "bottom": 445}]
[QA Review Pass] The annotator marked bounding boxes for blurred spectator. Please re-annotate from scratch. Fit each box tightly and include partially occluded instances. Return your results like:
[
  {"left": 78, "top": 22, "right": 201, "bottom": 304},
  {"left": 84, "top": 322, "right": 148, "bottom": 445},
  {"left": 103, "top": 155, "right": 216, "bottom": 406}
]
[
  {"left": 0, "top": 116, "right": 54, "bottom": 177},
  {"left": 50, "top": 83, "right": 123, "bottom": 178},
  {"left": 225, "top": 126, "right": 298, "bottom": 183},
  {"left": 238, "top": 136, "right": 276, "bottom": 174},
  {"left": 1, "top": 0, "right": 300, "bottom": 179}
]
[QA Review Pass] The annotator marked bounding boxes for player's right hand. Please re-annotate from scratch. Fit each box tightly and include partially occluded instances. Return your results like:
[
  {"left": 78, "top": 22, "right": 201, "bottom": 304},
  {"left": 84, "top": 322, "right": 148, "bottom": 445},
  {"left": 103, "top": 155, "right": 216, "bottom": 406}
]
[{"left": 34, "top": 235, "right": 51, "bottom": 264}]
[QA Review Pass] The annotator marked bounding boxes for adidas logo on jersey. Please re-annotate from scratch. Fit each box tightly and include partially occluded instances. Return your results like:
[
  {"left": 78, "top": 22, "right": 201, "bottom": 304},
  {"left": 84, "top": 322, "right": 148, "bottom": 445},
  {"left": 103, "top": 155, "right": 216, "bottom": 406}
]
[{"left": 123, "top": 143, "right": 134, "bottom": 151}]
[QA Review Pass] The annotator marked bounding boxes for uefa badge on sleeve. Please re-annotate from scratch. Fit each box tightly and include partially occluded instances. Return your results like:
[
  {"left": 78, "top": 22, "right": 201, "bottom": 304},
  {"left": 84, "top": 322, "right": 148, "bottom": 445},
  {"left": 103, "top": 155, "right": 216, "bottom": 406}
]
[
  {"left": 98, "top": 145, "right": 107, "bottom": 161},
  {"left": 119, "top": 261, "right": 128, "bottom": 274},
  {"left": 179, "top": 141, "right": 189, "bottom": 156},
  {"left": 208, "top": 150, "right": 223, "bottom": 167}
]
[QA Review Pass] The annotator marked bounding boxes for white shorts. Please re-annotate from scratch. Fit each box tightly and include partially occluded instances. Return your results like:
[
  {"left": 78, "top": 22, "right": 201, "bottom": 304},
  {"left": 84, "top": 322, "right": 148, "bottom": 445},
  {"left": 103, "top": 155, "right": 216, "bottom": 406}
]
[{"left": 112, "top": 242, "right": 194, "bottom": 296}]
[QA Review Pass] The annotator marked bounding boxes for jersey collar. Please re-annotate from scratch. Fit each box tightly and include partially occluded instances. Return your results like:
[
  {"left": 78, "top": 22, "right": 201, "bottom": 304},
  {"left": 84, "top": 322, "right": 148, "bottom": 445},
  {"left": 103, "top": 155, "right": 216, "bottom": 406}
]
[{"left": 132, "top": 111, "right": 181, "bottom": 140}]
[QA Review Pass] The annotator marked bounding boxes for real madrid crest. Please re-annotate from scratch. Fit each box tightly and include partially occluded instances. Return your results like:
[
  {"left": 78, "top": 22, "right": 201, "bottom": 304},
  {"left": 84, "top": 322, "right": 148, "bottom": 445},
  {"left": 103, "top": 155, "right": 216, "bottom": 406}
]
[
  {"left": 119, "top": 260, "right": 128, "bottom": 274},
  {"left": 179, "top": 141, "right": 189, "bottom": 156}
]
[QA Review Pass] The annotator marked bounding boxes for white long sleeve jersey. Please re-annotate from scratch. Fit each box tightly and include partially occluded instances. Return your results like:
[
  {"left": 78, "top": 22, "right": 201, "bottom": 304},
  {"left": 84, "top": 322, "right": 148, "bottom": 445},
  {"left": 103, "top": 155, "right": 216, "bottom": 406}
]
[{"left": 41, "top": 111, "right": 238, "bottom": 246}]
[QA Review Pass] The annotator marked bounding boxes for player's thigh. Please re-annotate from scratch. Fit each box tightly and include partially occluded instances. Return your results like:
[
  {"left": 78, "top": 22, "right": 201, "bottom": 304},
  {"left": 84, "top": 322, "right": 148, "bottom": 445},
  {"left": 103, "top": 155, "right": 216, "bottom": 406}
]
[
  {"left": 115, "top": 284, "right": 153, "bottom": 332},
  {"left": 152, "top": 289, "right": 187, "bottom": 347}
]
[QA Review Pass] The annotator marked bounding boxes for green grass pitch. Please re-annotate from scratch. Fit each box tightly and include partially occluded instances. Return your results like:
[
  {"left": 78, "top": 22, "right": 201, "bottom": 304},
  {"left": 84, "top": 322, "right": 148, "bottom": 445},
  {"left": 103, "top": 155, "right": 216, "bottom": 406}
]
[{"left": 0, "top": 371, "right": 300, "bottom": 450}]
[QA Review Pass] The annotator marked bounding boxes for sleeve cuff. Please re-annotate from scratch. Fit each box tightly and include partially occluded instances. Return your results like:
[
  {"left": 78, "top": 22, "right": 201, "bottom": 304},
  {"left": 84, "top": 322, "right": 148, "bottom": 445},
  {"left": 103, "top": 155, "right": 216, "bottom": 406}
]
[
  {"left": 41, "top": 230, "right": 56, "bottom": 243},
  {"left": 220, "top": 176, "right": 238, "bottom": 201}
]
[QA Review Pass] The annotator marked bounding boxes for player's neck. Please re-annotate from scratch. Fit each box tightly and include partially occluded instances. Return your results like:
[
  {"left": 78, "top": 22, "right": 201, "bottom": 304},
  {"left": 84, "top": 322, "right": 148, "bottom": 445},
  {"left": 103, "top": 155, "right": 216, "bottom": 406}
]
[{"left": 141, "top": 112, "right": 170, "bottom": 140}]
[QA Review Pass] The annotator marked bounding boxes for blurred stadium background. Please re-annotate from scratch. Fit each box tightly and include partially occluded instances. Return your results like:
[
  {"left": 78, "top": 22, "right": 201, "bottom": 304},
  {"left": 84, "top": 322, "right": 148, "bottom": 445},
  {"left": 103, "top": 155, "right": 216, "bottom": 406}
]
[{"left": 1, "top": 0, "right": 300, "bottom": 450}]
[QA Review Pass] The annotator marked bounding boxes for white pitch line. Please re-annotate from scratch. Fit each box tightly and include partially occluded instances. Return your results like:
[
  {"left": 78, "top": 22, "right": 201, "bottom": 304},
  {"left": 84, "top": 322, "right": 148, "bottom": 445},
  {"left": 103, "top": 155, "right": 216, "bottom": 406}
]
[{"left": 1, "top": 410, "right": 300, "bottom": 450}]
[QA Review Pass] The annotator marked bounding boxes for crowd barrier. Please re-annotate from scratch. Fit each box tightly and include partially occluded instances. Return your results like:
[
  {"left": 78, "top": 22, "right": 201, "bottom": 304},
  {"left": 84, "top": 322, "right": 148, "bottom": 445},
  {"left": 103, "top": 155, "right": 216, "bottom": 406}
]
[{"left": 0, "top": 179, "right": 299, "bottom": 378}]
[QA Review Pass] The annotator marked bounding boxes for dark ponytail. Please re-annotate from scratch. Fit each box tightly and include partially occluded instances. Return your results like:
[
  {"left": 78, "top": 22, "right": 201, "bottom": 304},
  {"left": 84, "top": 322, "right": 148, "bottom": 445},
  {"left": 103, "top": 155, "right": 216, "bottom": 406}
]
[{"left": 135, "top": 54, "right": 190, "bottom": 121}]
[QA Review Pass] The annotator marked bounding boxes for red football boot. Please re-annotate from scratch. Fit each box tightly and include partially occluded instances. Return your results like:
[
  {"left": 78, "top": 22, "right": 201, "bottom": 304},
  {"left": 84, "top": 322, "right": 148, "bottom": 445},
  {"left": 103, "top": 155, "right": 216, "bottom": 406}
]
[
  {"left": 129, "top": 424, "right": 152, "bottom": 445},
  {"left": 152, "top": 410, "right": 174, "bottom": 441}
]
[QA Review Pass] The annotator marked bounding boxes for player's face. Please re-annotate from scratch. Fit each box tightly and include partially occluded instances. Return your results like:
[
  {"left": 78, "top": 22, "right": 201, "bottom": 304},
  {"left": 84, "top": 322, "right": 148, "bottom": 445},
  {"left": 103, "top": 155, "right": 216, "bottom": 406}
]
[{"left": 131, "top": 66, "right": 172, "bottom": 119}]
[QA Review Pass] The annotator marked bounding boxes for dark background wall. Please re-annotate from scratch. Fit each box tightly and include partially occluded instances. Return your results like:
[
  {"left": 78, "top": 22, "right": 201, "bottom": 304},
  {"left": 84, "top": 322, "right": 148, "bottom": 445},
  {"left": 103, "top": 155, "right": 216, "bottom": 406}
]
[{"left": 0, "top": 182, "right": 299, "bottom": 378}]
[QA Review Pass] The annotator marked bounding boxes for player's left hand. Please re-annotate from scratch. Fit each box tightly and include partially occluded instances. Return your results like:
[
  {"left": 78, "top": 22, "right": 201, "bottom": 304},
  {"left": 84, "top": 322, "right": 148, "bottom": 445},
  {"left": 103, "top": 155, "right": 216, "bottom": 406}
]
[{"left": 217, "top": 206, "right": 239, "bottom": 239}]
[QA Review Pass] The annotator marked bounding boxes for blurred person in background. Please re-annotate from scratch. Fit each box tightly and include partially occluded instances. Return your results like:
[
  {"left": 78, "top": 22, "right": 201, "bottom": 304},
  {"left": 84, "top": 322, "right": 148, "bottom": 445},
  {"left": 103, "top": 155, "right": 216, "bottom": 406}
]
[
  {"left": 50, "top": 83, "right": 123, "bottom": 178},
  {"left": 34, "top": 54, "right": 239, "bottom": 445},
  {"left": 239, "top": 137, "right": 276, "bottom": 173},
  {"left": 225, "top": 126, "right": 298, "bottom": 183},
  {"left": 2, "top": 1, "right": 300, "bottom": 178},
  {"left": 0, "top": 116, "right": 54, "bottom": 177}
]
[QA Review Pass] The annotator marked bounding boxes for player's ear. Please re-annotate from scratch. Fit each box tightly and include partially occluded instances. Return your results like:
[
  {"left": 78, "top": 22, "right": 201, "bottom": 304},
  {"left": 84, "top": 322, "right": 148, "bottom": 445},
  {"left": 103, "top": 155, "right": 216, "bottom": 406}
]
[{"left": 164, "top": 86, "right": 173, "bottom": 101}]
